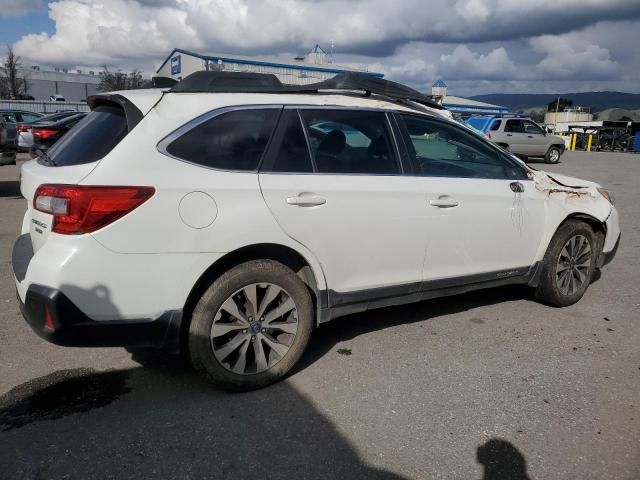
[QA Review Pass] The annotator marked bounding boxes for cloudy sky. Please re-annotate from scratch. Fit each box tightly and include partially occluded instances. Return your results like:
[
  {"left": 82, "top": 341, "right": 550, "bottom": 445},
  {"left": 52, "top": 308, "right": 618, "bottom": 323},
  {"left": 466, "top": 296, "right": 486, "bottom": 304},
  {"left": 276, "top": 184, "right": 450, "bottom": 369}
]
[{"left": 1, "top": 0, "right": 639, "bottom": 96}]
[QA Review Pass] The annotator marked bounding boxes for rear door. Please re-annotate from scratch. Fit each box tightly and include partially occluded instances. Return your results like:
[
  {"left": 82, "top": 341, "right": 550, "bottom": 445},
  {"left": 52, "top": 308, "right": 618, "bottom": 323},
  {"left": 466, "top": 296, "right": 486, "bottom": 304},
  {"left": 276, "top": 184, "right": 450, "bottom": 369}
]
[
  {"left": 259, "top": 108, "right": 428, "bottom": 297},
  {"left": 395, "top": 113, "right": 545, "bottom": 282},
  {"left": 503, "top": 119, "right": 528, "bottom": 154}
]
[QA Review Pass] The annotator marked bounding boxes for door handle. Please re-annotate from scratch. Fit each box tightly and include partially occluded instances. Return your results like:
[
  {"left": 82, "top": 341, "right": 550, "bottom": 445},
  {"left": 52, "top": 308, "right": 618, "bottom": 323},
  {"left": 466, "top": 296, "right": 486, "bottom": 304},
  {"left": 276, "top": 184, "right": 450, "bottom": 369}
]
[
  {"left": 286, "top": 194, "right": 326, "bottom": 207},
  {"left": 429, "top": 196, "right": 459, "bottom": 208},
  {"left": 527, "top": 135, "right": 533, "bottom": 138},
  {"left": 506, "top": 133, "right": 513, "bottom": 136}
]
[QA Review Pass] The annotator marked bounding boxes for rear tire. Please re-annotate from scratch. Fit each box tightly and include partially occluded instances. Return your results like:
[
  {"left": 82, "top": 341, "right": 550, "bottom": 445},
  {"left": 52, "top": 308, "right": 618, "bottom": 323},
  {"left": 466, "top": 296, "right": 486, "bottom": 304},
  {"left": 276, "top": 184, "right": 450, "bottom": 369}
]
[
  {"left": 188, "top": 260, "right": 314, "bottom": 392},
  {"left": 545, "top": 146, "right": 562, "bottom": 164},
  {"left": 535, "top": 220, "right": 597, "bottom": 307}
]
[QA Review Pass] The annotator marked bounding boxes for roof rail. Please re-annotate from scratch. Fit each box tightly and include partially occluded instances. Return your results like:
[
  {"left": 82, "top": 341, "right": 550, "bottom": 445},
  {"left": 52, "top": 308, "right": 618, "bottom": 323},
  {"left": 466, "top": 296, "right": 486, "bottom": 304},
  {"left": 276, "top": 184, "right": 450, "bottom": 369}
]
[{"left": 170, "top": 71, "right": 444, "bottom": 110}]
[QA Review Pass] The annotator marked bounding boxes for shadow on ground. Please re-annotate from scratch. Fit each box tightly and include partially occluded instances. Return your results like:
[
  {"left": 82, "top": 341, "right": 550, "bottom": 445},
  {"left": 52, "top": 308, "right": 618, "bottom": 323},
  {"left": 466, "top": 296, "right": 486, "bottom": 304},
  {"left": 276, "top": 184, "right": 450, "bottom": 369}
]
[
  {"left": 300, "top": 284, "right": 533, "bottom": 371},
  {"left": 0, "top": 286, "right": 535, "bottom": 479},
  {"left": 0, "top": 364, "right": 409, "bottom": 479}
]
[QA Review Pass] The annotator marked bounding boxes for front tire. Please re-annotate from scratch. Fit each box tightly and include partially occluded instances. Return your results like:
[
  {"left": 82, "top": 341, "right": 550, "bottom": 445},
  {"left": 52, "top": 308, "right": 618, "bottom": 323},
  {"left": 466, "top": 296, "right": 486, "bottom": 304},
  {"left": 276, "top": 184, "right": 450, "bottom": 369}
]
[
  {"left": 535, "top": 221, "right": 597, "bottom": 307},
  {"left": 188, "top": 260, "right": 314, "bottom": 392},
  {"left": 545, "top": 146, "right": 562, "bottom": 164}
]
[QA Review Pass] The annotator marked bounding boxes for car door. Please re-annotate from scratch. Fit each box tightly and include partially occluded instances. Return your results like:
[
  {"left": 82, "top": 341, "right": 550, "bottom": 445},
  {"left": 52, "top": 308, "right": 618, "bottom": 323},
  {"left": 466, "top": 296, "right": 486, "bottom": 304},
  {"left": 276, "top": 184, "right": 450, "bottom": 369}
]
[
  {"left": 394, "top": 113, "right": 546, "bottom": 283},
  {"left": 503, "top": 119, "right": 529, "bottom": 154},
  {"left": 522, "top": 120, "right": 548, "bottom": 156},
  {"left": 259, "top": 108, "right": 428, "bottom": 297}
]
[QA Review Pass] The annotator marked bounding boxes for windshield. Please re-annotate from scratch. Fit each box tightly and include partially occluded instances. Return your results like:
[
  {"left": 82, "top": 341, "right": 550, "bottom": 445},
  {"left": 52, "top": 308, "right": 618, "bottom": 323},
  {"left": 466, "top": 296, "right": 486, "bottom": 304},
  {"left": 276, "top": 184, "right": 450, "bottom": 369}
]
[{"left": 47, "top": 105, "right": 128, "bottom": 167}]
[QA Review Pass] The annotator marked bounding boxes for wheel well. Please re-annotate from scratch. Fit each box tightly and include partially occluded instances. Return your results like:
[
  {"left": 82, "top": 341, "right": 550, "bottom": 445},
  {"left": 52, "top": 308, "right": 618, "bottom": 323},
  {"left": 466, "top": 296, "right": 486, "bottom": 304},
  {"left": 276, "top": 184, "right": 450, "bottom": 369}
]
[
  {"left": 496, "top": 142, "right": 509, "bottom": 149},
  {"left": 559, "top": 213, "right": 606, "bottom": 251},
  {"left": 180, "top": 244, "right": 322, "bottom": 353}
]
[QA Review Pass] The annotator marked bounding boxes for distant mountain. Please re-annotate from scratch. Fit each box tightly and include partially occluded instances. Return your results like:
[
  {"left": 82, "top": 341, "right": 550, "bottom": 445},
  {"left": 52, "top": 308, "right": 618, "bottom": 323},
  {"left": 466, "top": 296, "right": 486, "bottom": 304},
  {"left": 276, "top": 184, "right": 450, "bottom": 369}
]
[{"left": 468, "top": 92, "right": 640, "bottom": 112}]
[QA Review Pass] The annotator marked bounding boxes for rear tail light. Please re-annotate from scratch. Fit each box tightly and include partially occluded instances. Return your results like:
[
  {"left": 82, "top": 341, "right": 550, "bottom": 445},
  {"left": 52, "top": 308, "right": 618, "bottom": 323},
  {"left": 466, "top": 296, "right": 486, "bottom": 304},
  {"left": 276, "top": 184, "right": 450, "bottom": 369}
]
[
  {"left": 32, "top": 128, "right": 59, "bottom": 139},
  {"left": 34, "top": 184, "right": 155, "bottom": 234},
  {"left": 16, "top": 125, "right": 30, "bottom": 133}
]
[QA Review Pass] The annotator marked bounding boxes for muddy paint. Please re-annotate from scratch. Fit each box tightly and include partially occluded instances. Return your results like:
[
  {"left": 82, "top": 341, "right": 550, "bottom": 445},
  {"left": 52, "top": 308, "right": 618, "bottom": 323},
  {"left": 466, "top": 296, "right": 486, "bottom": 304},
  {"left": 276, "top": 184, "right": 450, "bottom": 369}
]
[{"left": 0, "top": 368, "right": 131, "bottom": 431}]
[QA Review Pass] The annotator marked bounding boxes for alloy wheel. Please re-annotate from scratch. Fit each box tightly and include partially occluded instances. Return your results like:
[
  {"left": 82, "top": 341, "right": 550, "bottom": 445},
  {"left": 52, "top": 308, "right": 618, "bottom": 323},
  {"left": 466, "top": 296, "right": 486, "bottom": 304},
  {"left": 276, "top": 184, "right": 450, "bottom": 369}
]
[
  {"left": 550, "top": 149, "right": 560, "bottom": 163},
  {"left": 210, "top": 283, "right": 299, "bottom": 375},
  {"left": 555, "top": 235, "right": 591, "bottom": 296}
]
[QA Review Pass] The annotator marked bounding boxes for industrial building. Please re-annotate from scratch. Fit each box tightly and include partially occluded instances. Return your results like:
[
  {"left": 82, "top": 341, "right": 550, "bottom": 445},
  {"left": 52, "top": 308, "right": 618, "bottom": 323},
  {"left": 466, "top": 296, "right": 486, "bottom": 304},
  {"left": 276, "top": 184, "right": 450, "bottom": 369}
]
[
  {"left": 430, "top": 80, "right": 509, "bottom": 116},
  {"left": 0, "top": 66, "right": 102, "bottom": 101},
  {"left": 156, "top": 45, "right": 384, "bottom": 85}
]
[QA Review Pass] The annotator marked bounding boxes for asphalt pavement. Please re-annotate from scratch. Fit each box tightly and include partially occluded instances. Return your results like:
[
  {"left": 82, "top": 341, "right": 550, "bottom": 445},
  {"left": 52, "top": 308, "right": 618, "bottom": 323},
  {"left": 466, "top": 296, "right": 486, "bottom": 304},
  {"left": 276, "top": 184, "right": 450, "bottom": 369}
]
[{"left": 0, "top": 151, "right": 638, "bottom": 479}]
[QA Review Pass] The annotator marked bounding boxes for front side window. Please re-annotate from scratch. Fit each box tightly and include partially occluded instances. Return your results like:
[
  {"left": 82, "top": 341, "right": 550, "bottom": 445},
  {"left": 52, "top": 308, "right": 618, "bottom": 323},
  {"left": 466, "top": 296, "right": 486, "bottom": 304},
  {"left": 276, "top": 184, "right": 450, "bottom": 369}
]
[
  {"left": 398, "top": 114, "right": 525, "bottom": 179},
  {"left": 166, "top": 108, "right": 280, "bottom": 171},
  {"left": 523, "top": 120, "right": 543, "bottom": 135},
  {"left": 300, "top": 110, "right": 399, "bottom": 174}
]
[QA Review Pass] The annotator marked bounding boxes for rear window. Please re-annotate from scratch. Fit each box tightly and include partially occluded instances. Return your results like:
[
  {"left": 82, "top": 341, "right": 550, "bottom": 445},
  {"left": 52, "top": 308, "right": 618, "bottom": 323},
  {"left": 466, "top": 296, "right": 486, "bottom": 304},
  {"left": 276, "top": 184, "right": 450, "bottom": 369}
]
[
  {"left": 47, "top": 105, "right": 128, "bottom": 167},
  {"left": 165, "top": 109, "right": 280, "bottom": 171}
]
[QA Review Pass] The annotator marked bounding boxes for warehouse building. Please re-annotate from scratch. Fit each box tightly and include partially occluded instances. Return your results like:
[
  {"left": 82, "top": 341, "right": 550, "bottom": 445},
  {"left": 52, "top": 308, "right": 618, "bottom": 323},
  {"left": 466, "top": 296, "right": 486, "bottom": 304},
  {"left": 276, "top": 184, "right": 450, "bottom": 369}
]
[
  {"left": 0, "top": 66, "right": 102, "bottom": 101},
  {"left": 430, "top": 79, "right": 509, "bottom": 117},
  {"left": 156, "top": 45, "right": 384, "bottom": 85}
]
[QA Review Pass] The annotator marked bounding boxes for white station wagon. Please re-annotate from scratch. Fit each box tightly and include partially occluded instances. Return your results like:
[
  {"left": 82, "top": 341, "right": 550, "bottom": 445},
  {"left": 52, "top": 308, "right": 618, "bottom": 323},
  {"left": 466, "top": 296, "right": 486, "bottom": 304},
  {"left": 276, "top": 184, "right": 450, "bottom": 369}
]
[{"left": 12, "top": 72, "right": 620, "bottom": 391}]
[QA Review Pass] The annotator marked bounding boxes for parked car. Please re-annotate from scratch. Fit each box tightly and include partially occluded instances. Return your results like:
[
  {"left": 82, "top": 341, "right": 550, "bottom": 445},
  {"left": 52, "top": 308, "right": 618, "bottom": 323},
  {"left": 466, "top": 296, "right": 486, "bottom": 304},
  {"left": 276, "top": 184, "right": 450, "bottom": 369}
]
[
  {"left": 17, "top": 111, "right": 81, "bottom": 152},
  {"left": 0, "top": 110, "right": 45, "bottom": 153},
  {"left": 466, "top": 116, "right": 565, "bottom": 163},
  {"left": 0, "top": 112, "right": 19, "bottom": 165},
  {"left": 30, "top": 113, "right": 86, "bottom": 153},
  {"left": 12, "top": 72, "right": 620, "bottom": 391},
  {"left": 49, "top": 94, "right": 67, "bottom": 102}
]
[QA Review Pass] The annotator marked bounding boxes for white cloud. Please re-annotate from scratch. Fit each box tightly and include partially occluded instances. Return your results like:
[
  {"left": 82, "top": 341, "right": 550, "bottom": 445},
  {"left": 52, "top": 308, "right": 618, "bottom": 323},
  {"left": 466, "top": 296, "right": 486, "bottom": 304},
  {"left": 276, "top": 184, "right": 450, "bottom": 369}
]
[
  {"left": 440, "top": 45, "right": 517, "bottom": 80},
  {"left": 9, "top": 0, "right": 640, "bottom": 94}
]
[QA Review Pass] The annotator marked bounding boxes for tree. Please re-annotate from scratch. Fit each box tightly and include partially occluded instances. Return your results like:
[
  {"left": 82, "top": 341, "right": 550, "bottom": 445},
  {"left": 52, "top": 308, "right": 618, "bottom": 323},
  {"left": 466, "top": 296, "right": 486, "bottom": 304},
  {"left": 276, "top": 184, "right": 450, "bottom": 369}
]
[
  {"left": 0, "top": 47, "right": 30, "bottom": 99},
  {"left": 98, "top": 66, "right": 145, "bottom": 92},
  {"left": 547, "top": 97, "right": 573, "bottom": 112}
]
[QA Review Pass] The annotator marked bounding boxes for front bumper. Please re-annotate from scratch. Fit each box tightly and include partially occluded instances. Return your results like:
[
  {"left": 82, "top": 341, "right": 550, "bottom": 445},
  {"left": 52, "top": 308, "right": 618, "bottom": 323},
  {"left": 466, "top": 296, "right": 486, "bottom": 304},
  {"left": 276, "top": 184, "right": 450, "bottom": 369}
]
[{"left": 596, "top": 233, "right": 620, "bottom": 268}]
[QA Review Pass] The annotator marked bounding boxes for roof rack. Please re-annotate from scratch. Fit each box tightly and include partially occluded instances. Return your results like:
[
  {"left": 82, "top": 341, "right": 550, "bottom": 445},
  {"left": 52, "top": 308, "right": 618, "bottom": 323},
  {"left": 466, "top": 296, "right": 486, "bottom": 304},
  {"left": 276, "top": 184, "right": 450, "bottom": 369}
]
[{"left": 170, "top": 71, "right": 444, "bottom": 110}]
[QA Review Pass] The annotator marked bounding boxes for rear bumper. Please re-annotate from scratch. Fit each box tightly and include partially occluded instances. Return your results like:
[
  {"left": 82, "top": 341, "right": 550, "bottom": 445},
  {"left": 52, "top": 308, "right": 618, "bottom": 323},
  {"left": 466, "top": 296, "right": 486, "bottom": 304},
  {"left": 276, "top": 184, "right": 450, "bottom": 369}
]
[
  {"left": 12, "top": 232, "right": 185, "bottom": 352},
  {"left": 17, "top": 283, "right": 182, "bottom": 352}
]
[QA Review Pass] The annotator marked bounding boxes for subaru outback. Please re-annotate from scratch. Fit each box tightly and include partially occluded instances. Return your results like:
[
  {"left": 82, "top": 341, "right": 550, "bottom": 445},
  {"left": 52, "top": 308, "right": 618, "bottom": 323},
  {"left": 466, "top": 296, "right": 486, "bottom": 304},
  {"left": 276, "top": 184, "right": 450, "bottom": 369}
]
[{"left": 12, "top": 72, "right": 620, "bottom": 391}]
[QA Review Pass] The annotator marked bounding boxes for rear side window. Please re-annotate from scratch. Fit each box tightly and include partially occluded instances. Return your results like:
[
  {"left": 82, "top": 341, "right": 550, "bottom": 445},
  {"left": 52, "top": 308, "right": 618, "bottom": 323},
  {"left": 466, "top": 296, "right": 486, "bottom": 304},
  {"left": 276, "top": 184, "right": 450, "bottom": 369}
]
[
  {"left": 47, "top": 105, "right": 128, "bottom": 167},
  {"left": 166, "top": 109, "right": 279, "bottom": 171},
  {"left": 265, "top": 110, "right": 313, "bottom": 173},
  {"left": 505, "top": 120, "right": 523, "bottom": 133},
  {"left": 300, "top": 109, "right": 399, "bottom": 174}
]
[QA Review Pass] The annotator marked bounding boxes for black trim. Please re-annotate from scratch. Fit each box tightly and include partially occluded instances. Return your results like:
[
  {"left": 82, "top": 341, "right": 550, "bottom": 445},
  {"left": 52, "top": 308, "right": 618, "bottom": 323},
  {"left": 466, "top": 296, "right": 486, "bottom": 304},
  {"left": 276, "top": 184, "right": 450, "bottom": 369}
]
[
  {"left": 19, "top": 284, "right": 182, "bottom": 353},
  {"left": 319, "top": 266, "right": 535, "bottom": 322},
  {"left": 12, "top": 234, "right": 33, "bottom": 282},
  {"left": 170, "top": 71, "right": 444, "bottom": 110},
  {"left": 597, "top": 233, "right": 620, "bottom": 268},
  {"left": 87, "top": 93, "right": 144, "bottom": 132}
]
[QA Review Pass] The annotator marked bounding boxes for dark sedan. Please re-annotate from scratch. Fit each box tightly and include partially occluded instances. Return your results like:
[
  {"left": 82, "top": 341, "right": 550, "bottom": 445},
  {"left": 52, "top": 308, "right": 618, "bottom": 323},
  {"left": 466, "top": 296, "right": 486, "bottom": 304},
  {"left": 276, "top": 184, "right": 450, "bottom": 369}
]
[{"left": 30, "top": 113, "right": 86, "bottom": 154}]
